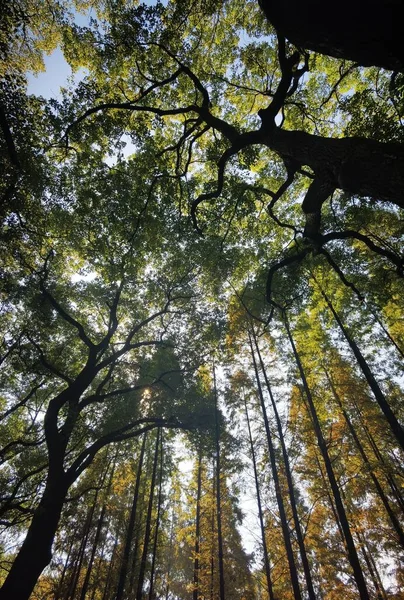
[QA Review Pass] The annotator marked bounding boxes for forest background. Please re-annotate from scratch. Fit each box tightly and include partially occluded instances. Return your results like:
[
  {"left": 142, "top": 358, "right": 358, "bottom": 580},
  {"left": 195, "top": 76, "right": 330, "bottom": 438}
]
[{"left": 0, "top": 0, "right": 404, "bottom": 599}]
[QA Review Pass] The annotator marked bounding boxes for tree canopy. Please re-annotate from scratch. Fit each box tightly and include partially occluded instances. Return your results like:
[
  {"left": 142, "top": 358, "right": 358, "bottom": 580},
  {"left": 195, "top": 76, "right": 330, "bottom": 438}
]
[{"left": 0, "top": 0, "right": 403, "bottom": 599}]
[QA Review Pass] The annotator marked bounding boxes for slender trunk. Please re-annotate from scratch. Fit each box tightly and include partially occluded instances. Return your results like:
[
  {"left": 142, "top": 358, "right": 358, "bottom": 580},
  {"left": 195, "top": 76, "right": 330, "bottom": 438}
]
[
  {"left": 54, "top": 524, "right": 79, "bottom": 600},
  {"left": 128, "top": 525, "right": 142, "bottom": 595},
  {"left": 352, "top": 398, "right": 404, "bottom": 511},
  {"left": 360, "top": 536, "right": 388, "bottom": 600},
  {"left": 325, "top": 369, "right": 404, "bottom": 546},
  {"left": 149, "top": 431, "right": 164, "bottom": 600},
  {"left": 249, "top": 333, "right": 302, "bottom": 600},
  {"left": 252, "top": 329, "right": 316, "bottom": 600},
  {"left": 67, "top": 491, "right": 99, "bottom": 600},
  {"left": 284, "top": 315, "right": 370, "bottom": 600},
  {"left": 357, "top": 537, "right": 386, "bottom": 600},
  {"left": 314, "top": 453, "right": 345, "bottom": 543},
  {"left": 319, "top": 286, "right": 404, "bottom": 451},
  {"left": 136, "top": 428, "right": 161, "bottom": 600},
  {"left": 79, "top": 459, "right": 115, "bottom": 600},
  {"left": 102, "top": 537, "right": 119, "bottom": 600},
  {"left": 371, "top": 311, "right": 404, "bottom": 360},
  {"left": 116, "top": 433, "right": 148, "bottom": 600},
  {"left": 164, "top": 507, "right": 175, "bottom": 600},
  {"left": 210, "top": 461, "right": 215, "bottom": 600},
  {"left": 213, "top": 363, "right": 226, "bottom": 600},
  {"left": 244, "top": 395, "right": 275, "bottom": 600},
  {"left": 128, "top": 466, "right": 151, "bottom": 597},
  {"left": 193, "top": 449, "right": 203, "bottom": 600},
  {"left": 79, "top": 503, "right": 107, "bottom": 600},
  {"left": 0, "top": 472, "right": 69, "bottom": 600}
]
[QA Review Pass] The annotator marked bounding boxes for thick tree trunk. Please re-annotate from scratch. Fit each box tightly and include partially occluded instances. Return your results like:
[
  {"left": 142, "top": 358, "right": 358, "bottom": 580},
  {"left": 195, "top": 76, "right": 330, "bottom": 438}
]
[
  {"left": 258, "top": 0, "right": 404, "bottom": 72},
  {"left": 213, "top": 364, "right": 226, "bottom": 600},
  {"left": 0, "top": 474, "right": 69, "bottom": 600},
  {"left": 284, "top": 316, "right": 371, "bottom": 600},
  {"left": 249, "top": 334, "right": 302, "bottom": 600},
  {"left": 136, "top": 428, "right": 160, "bottom": 600},
  {"left": 116, "top": 433, "right": 147, "bottom": 600},
  {"left": 252, "top": 330, "right": 316, "bottom": 600},
  {"left": 244, "top": 396, "right": 275, "bottom": 600},
  {"left": 265, "top": 128, "right": 404, "bottom": 228}
]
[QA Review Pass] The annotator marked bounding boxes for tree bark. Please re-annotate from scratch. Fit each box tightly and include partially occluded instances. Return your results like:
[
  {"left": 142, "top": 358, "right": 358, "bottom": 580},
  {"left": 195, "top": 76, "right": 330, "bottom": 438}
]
[
  {"left": 193, "top": 449, "right": 203, "bottom": 600},
  {"left": 0, "top": 474, "right": 69, "bottom": 600},
  {"left": 258, "top": 0, "right": 404, "bottom": 72},
  {"left": 149, "top": 430, "right": 164, "bottom": 600},
  {"left": 249, "top": 333, "right": 302, "bottom": 600},
  {"left": 252, "top": 329, "right": 316, "bottom": 600},
  {"left": 213, "top": 363, "right": 226, "bottom": 600},
  {"left": 244, "top": 395, "right": 275, "bottom": 600},
  {"left": 318, "top": 286, "right": 404, "bottom": 451},
  {"left": 136, "top": 428, "right": 160, "bottom": 600},
  {"left": 325, "top": 368, "right": 404, "bottom": 547},
  {"left": 284, "top": 315, "right": 371, "bottom": 600},
  {"left": 116, "top": 433, "right": 147, "bottom": 600}
]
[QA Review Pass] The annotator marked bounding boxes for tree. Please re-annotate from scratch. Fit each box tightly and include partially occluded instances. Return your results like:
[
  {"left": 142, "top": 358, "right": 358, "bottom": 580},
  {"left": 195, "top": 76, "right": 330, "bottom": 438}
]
[
  {"left": 1, "top": 0, "right": 404, "bottom": 598},
  {"left": 257, "top": 0, "right": 404, "bottom": 72}
]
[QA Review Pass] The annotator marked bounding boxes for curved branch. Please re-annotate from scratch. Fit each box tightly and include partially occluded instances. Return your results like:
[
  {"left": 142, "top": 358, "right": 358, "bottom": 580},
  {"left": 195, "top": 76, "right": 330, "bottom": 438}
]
[
  {"left": 321, "top": 230, "right": 404, "bottom": 274},
  {"left": 190, "top": 130, "right": 263, "bottom": 232},
  {"left": 266, "top": 247, "right": 311, "bottom": 303},
  {"left": 318, "top": 248, "right": 365, "bottom": 301}
]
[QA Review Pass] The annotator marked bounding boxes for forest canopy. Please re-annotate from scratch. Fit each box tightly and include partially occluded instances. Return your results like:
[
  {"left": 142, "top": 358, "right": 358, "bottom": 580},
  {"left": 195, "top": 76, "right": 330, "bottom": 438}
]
[{"left": 0, "top": 0, "right": 403, "bottom": 599}]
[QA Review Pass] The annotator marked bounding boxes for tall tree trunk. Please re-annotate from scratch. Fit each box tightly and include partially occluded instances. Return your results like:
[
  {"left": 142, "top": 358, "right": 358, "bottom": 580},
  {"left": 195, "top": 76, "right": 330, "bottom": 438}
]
[
  {"left": 128, "top": 464, "right": 151, "bottom": 598},
  {"left": 78, "top": 503, "right": 107, "bottom": 600},
  {"left": 319, "top": 286, "right": 404, "bottom": 451},
  {"left": 149, "top": 431, "right": 164, "bottom": 600},
  {"left": 102, "top": 537, "right": 119, "bottom": 600},
  {"left": 164, "top": 506, "right": 176, "bottom": 600},
  {"left": 213, "top": 362, "right": 226, "bottom": 600},
  {"left": 210, "top": 461, "right": 215, "bottom": 600},
  {"left": 244, "top": 395, "right": 275, "bottom": 600},
  {"left": 54, "top": 522, "right": 79, "bottom": 600},
  {"left": 249, "top": 333, "right": 302, "bottom": 600},
  {"left": 351, "top": 396, "right": 404, "bottom": 511},
  {"left": 359, "top": 535, "right": 388, "bottom": 600},
  {"left": 79, "top": 457, "right": 116, "bottom": 600},
  {"left": 193, "top": 449, "right": 203, "bottom": 600},
  {"left": 67, "top": 490, "right": 99, "bottom": 600},
  {"left": 283, "top": 315, "right": 370, "bottom": 600},
  {"left": 136, "top": 428, "right": 160, "bottom": 600},
  {"left": 357, "top": 536, "right": 387, "bottom": 600},
  {"left": 371, "top": 311, "right": 404, "bottom": 360},
  {"left": 252, "top": 329, "right": 316, "bottom": 600},
  {"left": 116, "top": 433, "right": 148, "bottom": 600},
  {"left": 0, "top": 471, "right": 69, "bottom": 600},
  {"left": 325, "top": 368, "right": 404, "bottom": 546}
]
